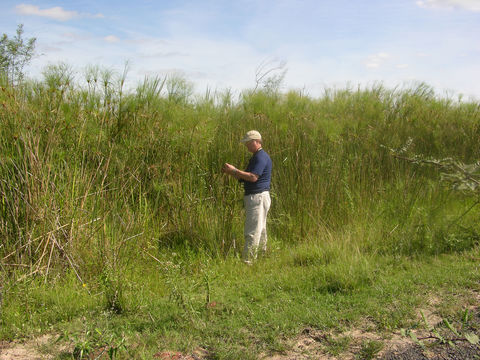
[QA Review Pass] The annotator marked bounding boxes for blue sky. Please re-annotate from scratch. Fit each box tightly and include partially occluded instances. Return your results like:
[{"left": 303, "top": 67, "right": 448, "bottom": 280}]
[{"left": 1, "top": 0, "right": 479, "bottom": 99}]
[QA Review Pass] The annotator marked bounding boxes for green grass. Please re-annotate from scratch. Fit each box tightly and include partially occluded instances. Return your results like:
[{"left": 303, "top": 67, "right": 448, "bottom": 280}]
[
  {"left": 323, "top": 334, "right": 352, "bottom": 357},
  {"left": 1, "top": 69, "right": 480, "bottom": 358},
  {"left": 357, "top": 340, "right": 384, "bottom": 360},
  {"left": 1, "top": 244, "right": 479, "bottom": 358}
]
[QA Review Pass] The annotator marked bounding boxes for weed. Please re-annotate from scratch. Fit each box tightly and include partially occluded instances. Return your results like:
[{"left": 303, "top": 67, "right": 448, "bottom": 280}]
[
  {"left": 324, "top": 335, "right": 351, "bottom": 356},
  {"left": 401, "top": 308, "right": 480, "bottom": 348},
  {"left": 356, "top": 340, "right": 384, "bottom": 360},
  {"left": 59, "top": 323, "right": 126, "bottom": 359}
]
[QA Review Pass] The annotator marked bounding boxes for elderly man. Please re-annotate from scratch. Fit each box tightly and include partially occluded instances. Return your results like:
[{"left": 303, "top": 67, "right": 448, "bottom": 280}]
[{"left": 222, "top": 130, "right": 272, "bottom": 263}]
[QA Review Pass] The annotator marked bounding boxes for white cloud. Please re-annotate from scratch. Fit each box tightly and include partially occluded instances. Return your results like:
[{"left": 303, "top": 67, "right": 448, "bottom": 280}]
[
  {"left": 15, "top": 4, "right": 104, "bottom": 21},
  {"left": 104, "top": 35, "right": 120, "bottom": 43},
  {"left": 396, "top": 64, "right": 409, "bottom": 69},
  {"left": 416, "top": 0, "right": 480, "bottom": 12},
  {"left": 61, "top": 32, "right": 92, "bottom": 41},
  {"left": 416, "top": 52, "right": 430, "bottom": 57},
  {"left": 127, "top": 36, "right": 263, "bottom": 90},
  {"left": 364, "top": 53, "right": 390, "bottom": 69},
  {"left": 365, "top": 62, "right": 380, "bottom": 69},
  {"left": 16, "top": 4, "right": 78, "bottom": 21}
]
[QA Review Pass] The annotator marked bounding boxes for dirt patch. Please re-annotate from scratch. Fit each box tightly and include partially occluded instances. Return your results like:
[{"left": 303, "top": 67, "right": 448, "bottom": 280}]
[
  {"left": 262, "top": 320, "right": 480, "bottom": 360},
  {"left": 380, "top": 343, "right": 480, "bottom": 360},
  {"left": 0, "top": 335, "right": 56, "bottom": 360},
  {"left": 153, "top": 348, "right": 210, "bottom": 359},
  {"left": 261, "top": 326, "right": 415, "bottom": 360},
  {"left": 263, "top": 293, "right": 480, "bottom": 360},
  {"left": 379, "top": 301, "right": 480, "bottom": 360}
]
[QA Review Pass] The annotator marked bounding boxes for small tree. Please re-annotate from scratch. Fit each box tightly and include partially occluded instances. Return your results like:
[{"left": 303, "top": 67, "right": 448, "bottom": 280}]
[
  {"left": 253, "top": 58, "right": 287, "bottom": 93},
  {"left": 387, "top": 138, "right": 480, "bottom": 226},
  {"left": 0, "top": 24, "right": 36, "bottom": 84}
]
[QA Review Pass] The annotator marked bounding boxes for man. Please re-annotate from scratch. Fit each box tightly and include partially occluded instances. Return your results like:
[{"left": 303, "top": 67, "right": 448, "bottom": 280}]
[{"left": 222, "top": 130, "right": 272, "bottom": 263}]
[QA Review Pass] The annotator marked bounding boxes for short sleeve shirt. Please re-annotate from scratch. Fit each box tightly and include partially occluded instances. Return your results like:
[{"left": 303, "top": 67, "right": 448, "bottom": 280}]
[{"left": 242, "top": 149, "right": 272, "bottom": 195}]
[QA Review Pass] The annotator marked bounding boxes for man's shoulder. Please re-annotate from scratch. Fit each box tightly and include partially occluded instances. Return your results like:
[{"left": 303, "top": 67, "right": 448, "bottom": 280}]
[
  {"left": 259, "top": 149, "right": 272, "bottom": 163},
  {"left": 257, "top": 149, "right": 270, "bottom": 157}
]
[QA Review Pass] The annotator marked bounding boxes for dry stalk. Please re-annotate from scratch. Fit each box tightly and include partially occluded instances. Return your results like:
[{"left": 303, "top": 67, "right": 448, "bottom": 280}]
[{"left": 2, "top": 218, "right": 100, "bottom": 262}]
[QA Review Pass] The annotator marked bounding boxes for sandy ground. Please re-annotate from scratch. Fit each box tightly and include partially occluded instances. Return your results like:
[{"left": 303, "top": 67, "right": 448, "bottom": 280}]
[{"left": 0, "top": 335, "right": 56, "bottom": 360}]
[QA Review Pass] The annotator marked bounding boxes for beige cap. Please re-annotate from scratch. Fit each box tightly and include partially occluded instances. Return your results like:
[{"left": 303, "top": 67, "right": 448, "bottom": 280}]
[{"left": 241, "top": 130, "right": 262, "bottom": 143}]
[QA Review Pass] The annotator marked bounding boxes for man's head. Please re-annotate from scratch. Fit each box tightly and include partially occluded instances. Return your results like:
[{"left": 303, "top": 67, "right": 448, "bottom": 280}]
[{"left": 241, "top": 130, "right": 262, "bottom": 153}]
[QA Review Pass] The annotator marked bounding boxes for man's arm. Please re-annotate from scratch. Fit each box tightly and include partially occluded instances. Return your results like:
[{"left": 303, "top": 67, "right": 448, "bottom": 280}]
[{"left": 222, "top": 163, "right": 259, "bottom": 182}]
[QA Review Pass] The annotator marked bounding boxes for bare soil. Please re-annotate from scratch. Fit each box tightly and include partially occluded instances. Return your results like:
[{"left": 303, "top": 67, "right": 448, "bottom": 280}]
[{"left": 0, "top": 335, "right": 57, "bottom": 360}]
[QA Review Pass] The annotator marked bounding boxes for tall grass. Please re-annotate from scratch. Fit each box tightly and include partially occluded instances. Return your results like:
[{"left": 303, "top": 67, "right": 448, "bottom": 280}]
[{"left": 1, "top": 68, "right": 479, "bottom": 283}]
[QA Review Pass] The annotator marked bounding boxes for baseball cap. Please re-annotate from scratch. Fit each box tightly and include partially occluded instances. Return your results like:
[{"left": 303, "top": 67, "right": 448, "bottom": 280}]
[{"left": 241, "top": 130, "right": 262, "bottom": 143}]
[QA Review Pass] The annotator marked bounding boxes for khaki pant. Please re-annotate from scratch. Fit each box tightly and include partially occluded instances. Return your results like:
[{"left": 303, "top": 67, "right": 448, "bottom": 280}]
[{"left": 242, "top": 191, "right": 271, "bottom": 261}]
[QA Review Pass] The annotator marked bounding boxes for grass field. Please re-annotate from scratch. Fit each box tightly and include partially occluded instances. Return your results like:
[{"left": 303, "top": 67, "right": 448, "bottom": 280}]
[{"left": 1, "top": 67, "right": 479, "bottom": 358}]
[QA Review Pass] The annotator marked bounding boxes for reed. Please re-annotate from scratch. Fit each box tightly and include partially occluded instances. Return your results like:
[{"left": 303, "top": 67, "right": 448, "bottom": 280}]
[{"left": 1, "top": 70, "right": 479, "bottom": 276}]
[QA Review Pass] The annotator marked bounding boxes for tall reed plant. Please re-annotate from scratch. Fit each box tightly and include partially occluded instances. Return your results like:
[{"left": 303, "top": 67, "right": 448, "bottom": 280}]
[{"left": 1, "top": 69, "right": 479, "bottom": 281}]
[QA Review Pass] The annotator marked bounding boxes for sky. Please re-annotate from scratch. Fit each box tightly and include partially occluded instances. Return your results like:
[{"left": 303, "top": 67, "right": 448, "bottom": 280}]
[{"left": 1, "top": 0, "right": 480, "bottom": 100}]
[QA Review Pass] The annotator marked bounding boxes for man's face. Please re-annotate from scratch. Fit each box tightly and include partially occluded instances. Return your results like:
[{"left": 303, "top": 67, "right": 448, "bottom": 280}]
[{"left": 245, "top": 139, "right": 259, "bottom": 153}]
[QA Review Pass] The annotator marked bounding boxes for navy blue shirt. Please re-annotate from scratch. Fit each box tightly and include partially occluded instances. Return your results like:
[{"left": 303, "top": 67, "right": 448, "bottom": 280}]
[{"left": 241, "top": 149, "right": 272, "bottom": 195}]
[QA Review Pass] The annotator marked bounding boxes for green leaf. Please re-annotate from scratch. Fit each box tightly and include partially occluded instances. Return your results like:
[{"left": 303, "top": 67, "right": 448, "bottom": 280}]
[
  {"left": 420, "top": 310, "right": 433, "bottom": 331},
  {"left": 443, "top": 319, "right": 460, "bottom": 336},
  {"left": 462, "top": 309, "right": 470, "bottom": 326},
  {"left": 108, "top": 347, "right": 117, "bottom": 359},
  {"left": 409, "top": 332, "right": 425, "bottom": 348},
  {"left": 433, "top": 329, "right": 445, "bottom": 343},
  {"left": 465, "top": 333, "right": 479, "bottom": 345}
]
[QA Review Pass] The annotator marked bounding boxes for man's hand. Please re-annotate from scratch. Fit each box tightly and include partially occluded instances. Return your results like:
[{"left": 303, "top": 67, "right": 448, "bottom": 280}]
[
  {"left": 222, "top": 163, "right": 237, "bottom": 176},
  {"left": 222, "top": 163, "right": 259, "bottom": 182}
]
